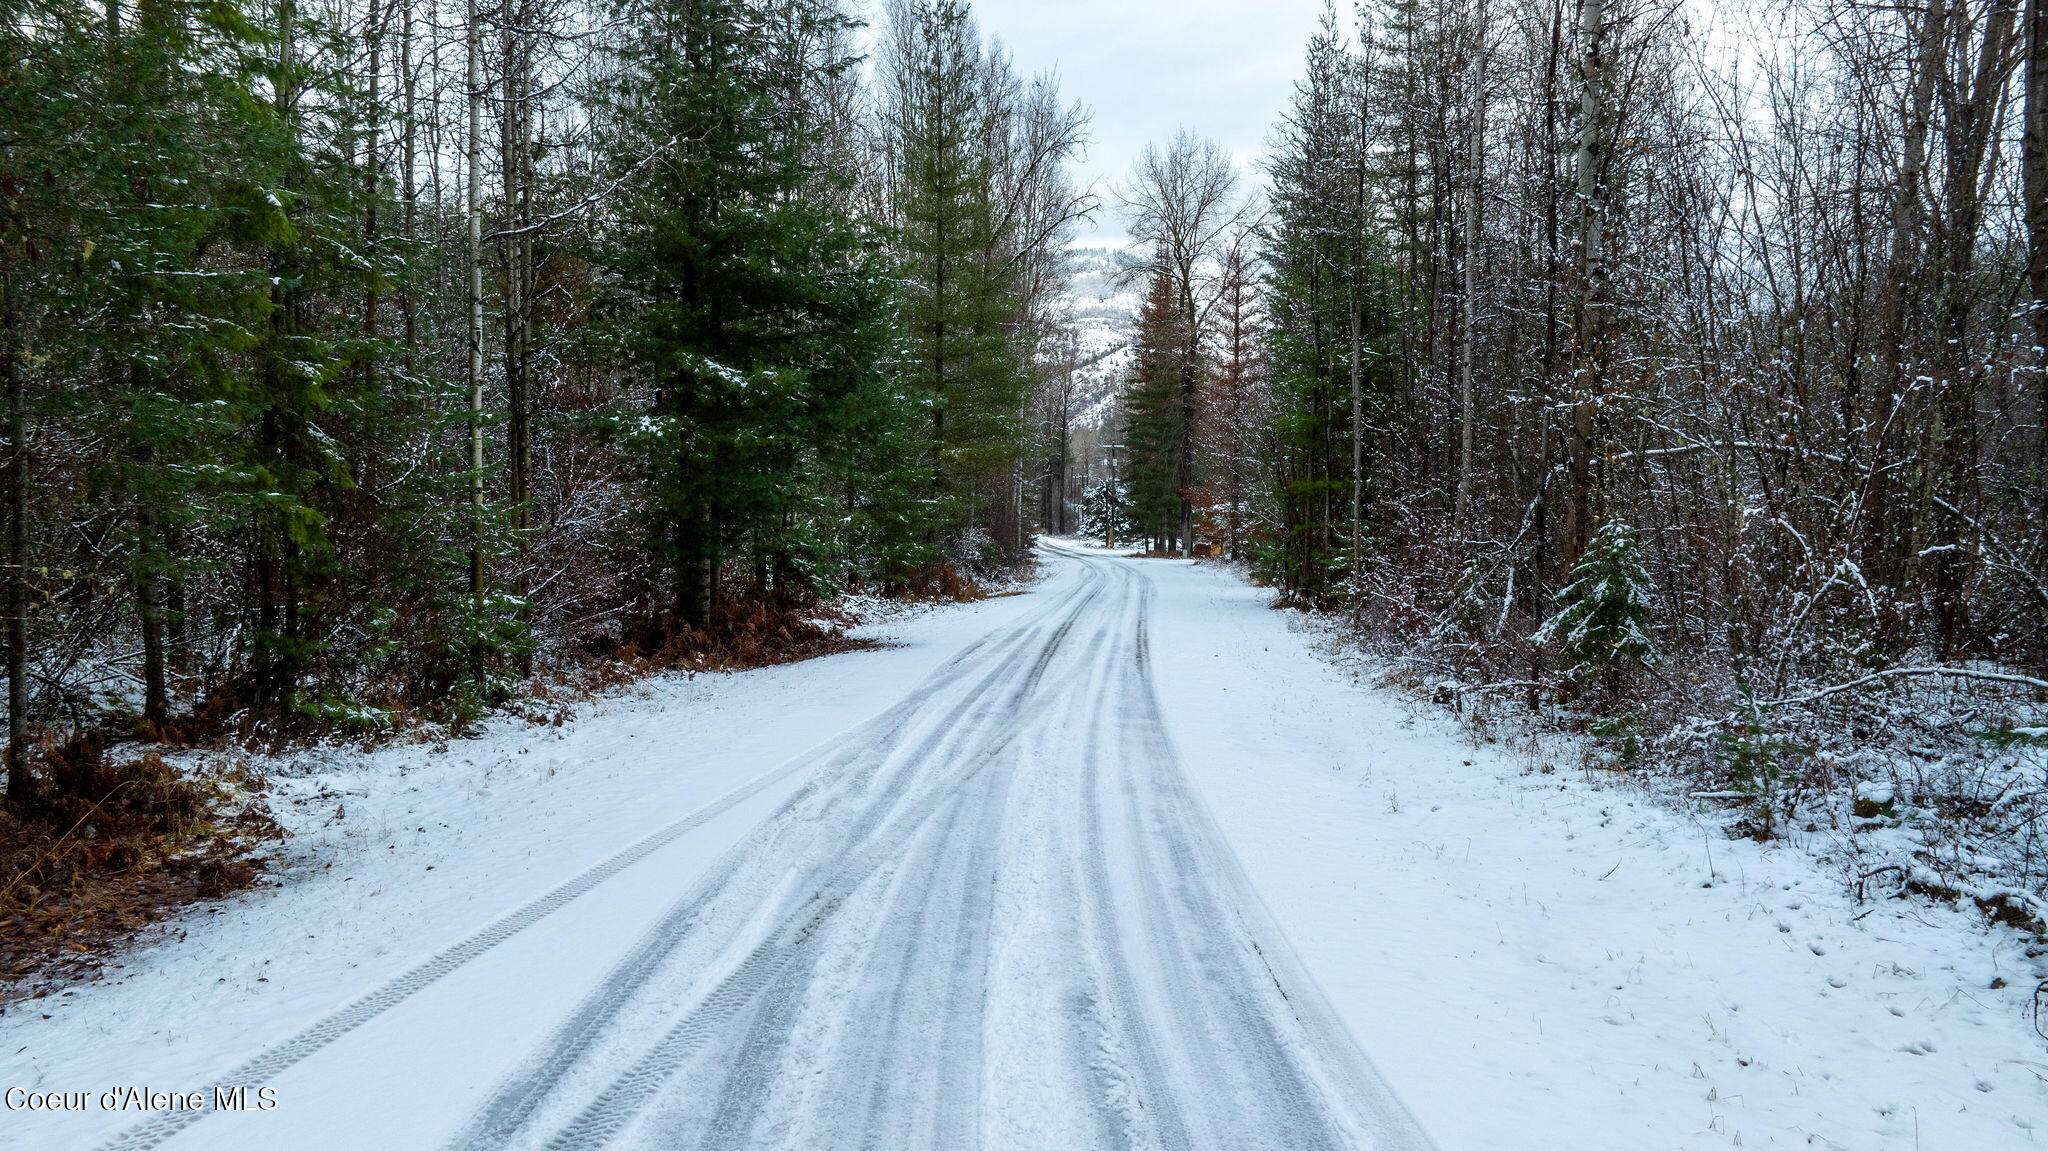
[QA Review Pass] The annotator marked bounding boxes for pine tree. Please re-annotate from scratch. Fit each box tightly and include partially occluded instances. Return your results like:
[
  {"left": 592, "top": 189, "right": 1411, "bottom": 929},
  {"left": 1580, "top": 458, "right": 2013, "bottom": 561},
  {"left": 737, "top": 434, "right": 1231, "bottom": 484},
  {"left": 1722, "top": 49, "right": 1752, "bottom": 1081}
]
[
  {"left": 231, "top": 0, "right": 425, "bottom": 714},
  {"left": 1532, "top": 520, "right": 1658, "bottom": 692},
  {"left": 601, "top": 0, "right": 896, "bottom": 627},
  {"left": 882, "top": 0, "right": 1031, "bottom": 540},
  {"left": 1122, "top": 258, "right": 1186, "bottom": 551},
  {"left": 0, "top": 0, "right": 1089, "bottom": 759},
  {"left": 0, "top": 0, "right": 75, "bottom": 789},
  {"left": 1258, "top": 8, "right": 1400, "bottom": 599},
  {"left": 1078, "top": 478, "right": 1134, "bottom": 545}
]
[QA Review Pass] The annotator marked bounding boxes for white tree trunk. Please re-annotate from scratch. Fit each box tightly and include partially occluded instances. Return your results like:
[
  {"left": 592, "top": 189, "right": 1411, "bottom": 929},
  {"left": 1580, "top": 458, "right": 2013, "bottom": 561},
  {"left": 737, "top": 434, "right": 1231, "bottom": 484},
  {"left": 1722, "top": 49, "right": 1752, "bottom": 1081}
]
[
  {"left": 467, "top": 0, "right": 486, "bottom": 595},
  {"left": 1566, "top": 0, "right": 1609, "bottom": 561},
  {"left": 1456, "top": 0, "right": 1487, "bottom": 538}
]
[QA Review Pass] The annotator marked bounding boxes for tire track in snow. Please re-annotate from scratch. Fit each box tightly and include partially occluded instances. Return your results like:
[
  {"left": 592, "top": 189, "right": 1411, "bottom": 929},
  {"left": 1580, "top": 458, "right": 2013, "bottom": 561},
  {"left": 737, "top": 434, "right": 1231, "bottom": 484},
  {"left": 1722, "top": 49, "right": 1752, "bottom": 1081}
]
[
  {"left": 1071, "top": 562, "right": 1194, "bottom": 1151},
  {"left": 445, "top": 561, "right": 1113, "bottom": 1150},
  {"left": 463, "top": 542, "right": 1436, "bottom": 1150},
  {"left": 1110, "top": 554, "right": 1441, "bottom": 1151},
  {"left": 93, "top": 737, "right": 830, "bottom": 1151},
  {"left": 94, "top": 578, "right": 1090, "bottom": 1151},
  {"left": 119, "top": 544, "right": 1441, "bottom": 1151}
]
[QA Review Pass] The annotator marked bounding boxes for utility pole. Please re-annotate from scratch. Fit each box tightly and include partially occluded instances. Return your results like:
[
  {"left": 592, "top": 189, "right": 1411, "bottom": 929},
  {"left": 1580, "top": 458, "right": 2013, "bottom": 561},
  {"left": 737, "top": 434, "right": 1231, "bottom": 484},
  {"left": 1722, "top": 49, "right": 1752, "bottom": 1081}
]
[{"left": 1106, "top": 444, "right": 1119, "bottom": 550}]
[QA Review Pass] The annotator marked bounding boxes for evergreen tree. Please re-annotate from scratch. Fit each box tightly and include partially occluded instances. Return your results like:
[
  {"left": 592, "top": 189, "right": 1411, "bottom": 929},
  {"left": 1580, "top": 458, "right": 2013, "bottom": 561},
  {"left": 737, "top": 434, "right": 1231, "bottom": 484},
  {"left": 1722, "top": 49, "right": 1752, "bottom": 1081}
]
[
  {"left": 600, "top": 0, "right": 897, "bottom": 627},
  {"left": 1532, "top": 521, "right": 1659, "bottom": 692},
  {"left": 1122, "top": 259, "right": 1186, "bottom": 551},
  {"left": 0, "top": 0, "right": 1085, "bottom": 767},
  {"left": 0, "top": 0, "right": 83, "bottom": 785},
  {"left": 1078, "top": 478, "right": 1135, "bottom": 544},
  {"left": 1118, "top": 130, "right": 1240, "bottom": 556},
  {"left": 1258, "top": 10, "right": 1399, "bottom": 599},
  {"left": 882, "top": 0, "right": 1031, "bottom": 539}
]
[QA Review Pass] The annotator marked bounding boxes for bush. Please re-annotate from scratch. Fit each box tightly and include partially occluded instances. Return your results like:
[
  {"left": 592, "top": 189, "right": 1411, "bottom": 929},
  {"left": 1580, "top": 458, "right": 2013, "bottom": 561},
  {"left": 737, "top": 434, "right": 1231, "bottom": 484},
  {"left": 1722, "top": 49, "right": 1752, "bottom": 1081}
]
[{"left": 1713, "top": 696, "right": 1813, "bottom": 839}]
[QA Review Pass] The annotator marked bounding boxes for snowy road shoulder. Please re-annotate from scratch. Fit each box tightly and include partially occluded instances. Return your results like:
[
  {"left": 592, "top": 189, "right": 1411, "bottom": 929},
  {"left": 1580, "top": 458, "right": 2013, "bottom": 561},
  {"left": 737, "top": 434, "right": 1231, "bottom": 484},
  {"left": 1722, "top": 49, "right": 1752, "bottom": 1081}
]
[{"left": 1133, "top": 549, "right": 2048, "bottom": 1149}]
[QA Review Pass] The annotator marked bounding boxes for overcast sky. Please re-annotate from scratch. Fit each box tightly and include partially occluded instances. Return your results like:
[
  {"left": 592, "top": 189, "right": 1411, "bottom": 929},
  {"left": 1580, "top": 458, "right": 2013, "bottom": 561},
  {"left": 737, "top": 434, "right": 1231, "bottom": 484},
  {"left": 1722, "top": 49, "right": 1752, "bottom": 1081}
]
[{"left": 905, "top": 0, "right": 1332, "bottom": 245}]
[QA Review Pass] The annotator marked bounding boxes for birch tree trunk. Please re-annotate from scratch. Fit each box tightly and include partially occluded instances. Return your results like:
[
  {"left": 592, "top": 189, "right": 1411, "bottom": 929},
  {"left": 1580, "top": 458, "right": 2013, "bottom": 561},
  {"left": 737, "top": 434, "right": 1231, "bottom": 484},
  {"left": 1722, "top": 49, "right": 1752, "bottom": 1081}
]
[
  {"left": 1350, "top": 71, "right": 1368, "bottom": 602},
  {"left": 1565, "top": 0, "right": 1610, "bottom": 562},
  {"left": 1455, "top": 0, "right": 1487, "bottom": 539},
  {"left": 2029, "top": 0, "right": 2048, "bottom": 494},
  {"left": 501, "top": 0, "right": 530, "bottom": 542},
  {"left": 467, "top": 0, "right": 486, "bottom": 598}
]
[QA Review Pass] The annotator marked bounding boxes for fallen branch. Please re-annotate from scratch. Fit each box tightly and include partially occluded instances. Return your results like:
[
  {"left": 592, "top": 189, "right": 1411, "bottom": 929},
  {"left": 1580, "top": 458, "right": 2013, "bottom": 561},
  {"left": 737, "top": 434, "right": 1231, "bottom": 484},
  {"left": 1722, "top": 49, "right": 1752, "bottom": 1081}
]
[
  {"left": 1855, "top": 863, "right": 1907, "bottom": 902},
  {"left": 1465, "top": 680, "right": 1545, "bottom": 693},
  {"left": 1759, "top": 666, "right": 2048, "bottom": 708}
]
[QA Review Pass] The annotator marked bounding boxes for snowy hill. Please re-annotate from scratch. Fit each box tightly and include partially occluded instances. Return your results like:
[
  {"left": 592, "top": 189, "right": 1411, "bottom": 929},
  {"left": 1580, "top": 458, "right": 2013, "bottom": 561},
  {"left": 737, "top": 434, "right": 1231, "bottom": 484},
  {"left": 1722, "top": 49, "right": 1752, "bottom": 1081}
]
[{"left": 1062, "top": 243, "right": 1136, "bottom": 431}]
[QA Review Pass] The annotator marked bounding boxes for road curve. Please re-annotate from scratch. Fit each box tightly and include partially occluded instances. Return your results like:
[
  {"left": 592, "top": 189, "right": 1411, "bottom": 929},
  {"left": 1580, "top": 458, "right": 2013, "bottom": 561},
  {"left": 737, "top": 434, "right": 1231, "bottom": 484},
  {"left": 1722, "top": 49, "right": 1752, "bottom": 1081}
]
[{"left": 113, "top": 543, "right": 1439, "bottom": 1151}]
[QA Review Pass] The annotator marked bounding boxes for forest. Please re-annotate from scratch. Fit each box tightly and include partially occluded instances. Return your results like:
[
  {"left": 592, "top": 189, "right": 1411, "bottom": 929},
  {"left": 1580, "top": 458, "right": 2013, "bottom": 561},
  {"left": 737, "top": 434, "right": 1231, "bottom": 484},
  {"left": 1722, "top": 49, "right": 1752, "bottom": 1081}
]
[
  {"left": 6, "top": 0, "right": 2048, "bottom": 930},
  {"left": 0, "top": 0, "right": 1090, "bottom": 763},
  {"left": 7, "top": 0, "right": 2048, "bottom": 1138},
  {"left": 1098, "top": 0, "right": 2048, "bottom": 907}
]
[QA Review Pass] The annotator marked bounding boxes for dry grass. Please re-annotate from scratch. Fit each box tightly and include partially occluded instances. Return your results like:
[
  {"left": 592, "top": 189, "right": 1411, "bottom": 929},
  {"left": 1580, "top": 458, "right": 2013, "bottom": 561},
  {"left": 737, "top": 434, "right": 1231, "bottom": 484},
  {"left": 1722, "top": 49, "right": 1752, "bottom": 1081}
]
[
  {"left": 877, "top": 563, "right": 993, "bottom": 604},
  {"left": 613, "top": 593, "right": 882, "bottom": 675},
  {"left": 0, "top": 736, "right": 280, "bottom": 998}
]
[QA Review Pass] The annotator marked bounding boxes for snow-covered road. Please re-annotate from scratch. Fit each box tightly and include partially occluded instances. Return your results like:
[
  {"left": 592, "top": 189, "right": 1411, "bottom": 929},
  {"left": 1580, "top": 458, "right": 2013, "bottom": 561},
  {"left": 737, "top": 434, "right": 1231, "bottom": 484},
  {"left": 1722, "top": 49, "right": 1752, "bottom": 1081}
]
[
  {"left": 70, "top": 543, "right": 1437, "bottom": 1151},
  {"left": 8, "top": 543, "right": 2046, "bottom": 1150}
]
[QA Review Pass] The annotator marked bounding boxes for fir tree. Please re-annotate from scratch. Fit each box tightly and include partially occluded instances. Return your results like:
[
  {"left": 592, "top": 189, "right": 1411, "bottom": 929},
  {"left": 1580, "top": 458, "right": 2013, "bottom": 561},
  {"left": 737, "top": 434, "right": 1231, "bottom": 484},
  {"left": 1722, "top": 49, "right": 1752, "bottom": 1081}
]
[
  {"left": 1256, "top": 10, "right": 1401, "bottom": 599},
  {"left": 1532, "top": 521, "right": 1659, "bottom": 692},
  {"left": 601, "top": 0, "right": 897, "bottom": 627},
  {"left": 1122, "top": 257, "right": 1187, "bottom": 552},
  {"left": 882, "top": 0, "right": 1031, "bottom": 539},
  {"left": 1078, "top": 478, "right": 1135, "bottom": 545}
]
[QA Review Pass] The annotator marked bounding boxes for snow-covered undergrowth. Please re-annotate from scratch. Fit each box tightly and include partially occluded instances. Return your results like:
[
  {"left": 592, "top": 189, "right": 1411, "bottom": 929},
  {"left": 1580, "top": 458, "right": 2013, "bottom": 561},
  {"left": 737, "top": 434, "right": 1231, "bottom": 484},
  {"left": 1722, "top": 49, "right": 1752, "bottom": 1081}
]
[
  {"left": 1349, "top": 561, "right": 2048, "bottom": 954},
  {"left": 1380, "top": 641, "right": 2048, "bottom": 948}
]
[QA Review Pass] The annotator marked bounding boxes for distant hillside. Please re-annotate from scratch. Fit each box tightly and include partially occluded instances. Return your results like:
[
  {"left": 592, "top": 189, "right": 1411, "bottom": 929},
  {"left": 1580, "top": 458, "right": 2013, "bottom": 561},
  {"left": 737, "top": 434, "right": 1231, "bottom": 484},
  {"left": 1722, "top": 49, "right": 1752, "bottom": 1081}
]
[{"left": 1062, "top": 243, "right": 1136, "bottom": 430}]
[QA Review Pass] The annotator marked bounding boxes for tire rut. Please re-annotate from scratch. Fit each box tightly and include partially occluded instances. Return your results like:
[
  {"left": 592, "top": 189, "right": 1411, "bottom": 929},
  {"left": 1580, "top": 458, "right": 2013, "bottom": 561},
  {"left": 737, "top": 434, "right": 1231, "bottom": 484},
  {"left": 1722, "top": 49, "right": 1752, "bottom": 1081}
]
[{"left": 448, "top": 561, "right": 1113, "bottom": 1151}]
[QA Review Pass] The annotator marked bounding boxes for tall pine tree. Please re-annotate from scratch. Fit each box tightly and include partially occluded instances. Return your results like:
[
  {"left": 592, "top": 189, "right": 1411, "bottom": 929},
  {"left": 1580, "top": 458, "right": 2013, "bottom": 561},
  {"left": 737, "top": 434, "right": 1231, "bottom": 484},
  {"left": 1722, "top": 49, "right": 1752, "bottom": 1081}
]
[
  {"left": 883, "top": 0, "right": 1031, "bottom": 546},
  {"left": 600, "top": 0, "right": 897, "bottom": 627},
  {"left": 1123, "top": 258, "right": 1186, "bottom": 552}
]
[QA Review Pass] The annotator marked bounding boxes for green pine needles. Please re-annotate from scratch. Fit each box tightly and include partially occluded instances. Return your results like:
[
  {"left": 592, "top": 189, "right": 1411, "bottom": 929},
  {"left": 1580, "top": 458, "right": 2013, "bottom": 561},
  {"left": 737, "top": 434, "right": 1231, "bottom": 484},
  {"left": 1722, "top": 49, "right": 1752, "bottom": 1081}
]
[
  {"left": 1079, "top": 479, "right": 1135, "bottom": 544},
  {"left": 1533, "top": 521, "right": 1660, "bottom": 687}
]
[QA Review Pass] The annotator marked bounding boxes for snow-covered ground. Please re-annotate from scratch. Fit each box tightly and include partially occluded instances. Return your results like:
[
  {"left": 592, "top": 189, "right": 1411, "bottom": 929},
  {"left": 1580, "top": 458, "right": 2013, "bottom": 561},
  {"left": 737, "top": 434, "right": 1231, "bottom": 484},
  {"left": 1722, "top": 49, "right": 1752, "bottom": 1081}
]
[{"left": 2, "top": 544, "right": 2043, "bottom": 1149}]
